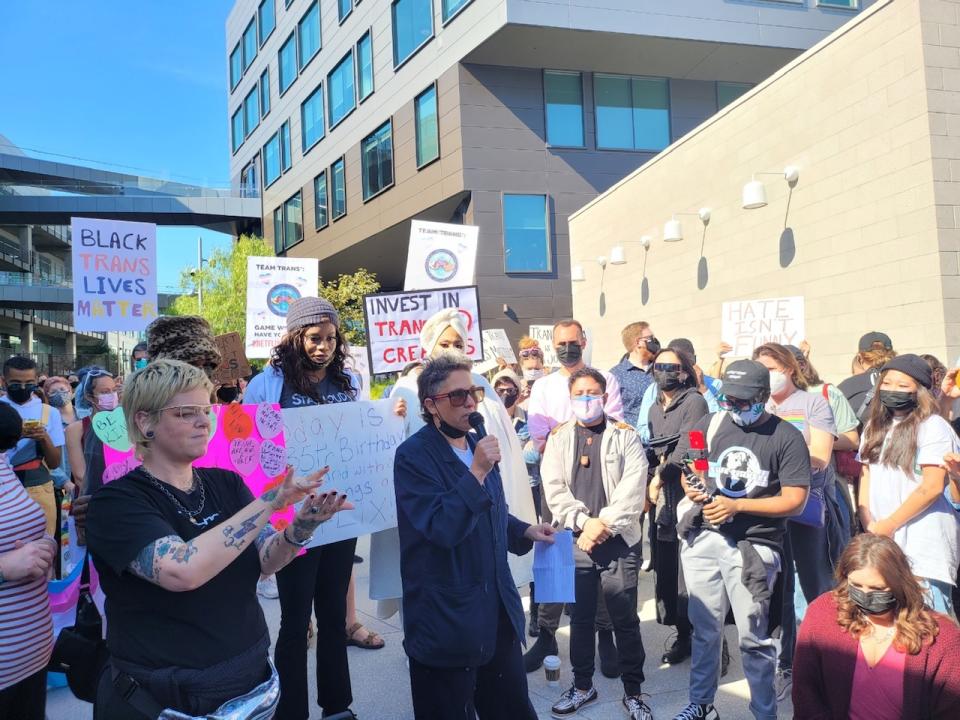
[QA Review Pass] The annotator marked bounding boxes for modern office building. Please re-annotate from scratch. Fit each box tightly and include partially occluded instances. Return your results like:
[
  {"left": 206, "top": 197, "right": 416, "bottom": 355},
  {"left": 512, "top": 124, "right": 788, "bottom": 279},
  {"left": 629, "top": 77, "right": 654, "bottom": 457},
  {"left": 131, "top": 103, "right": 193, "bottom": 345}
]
[{"left": 227, "top": 0, "right": 869, "bottom": 340}]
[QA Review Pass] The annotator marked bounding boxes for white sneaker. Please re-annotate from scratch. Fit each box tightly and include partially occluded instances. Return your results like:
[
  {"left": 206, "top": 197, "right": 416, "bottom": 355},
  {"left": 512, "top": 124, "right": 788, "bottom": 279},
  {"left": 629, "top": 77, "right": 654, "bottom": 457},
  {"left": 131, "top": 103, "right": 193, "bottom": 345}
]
[
  {"left": 257, "top": 576, "right": 279, "bottom": 599},
  {"left": 775, "top": 667, "right": 792, "bottom": 703}
]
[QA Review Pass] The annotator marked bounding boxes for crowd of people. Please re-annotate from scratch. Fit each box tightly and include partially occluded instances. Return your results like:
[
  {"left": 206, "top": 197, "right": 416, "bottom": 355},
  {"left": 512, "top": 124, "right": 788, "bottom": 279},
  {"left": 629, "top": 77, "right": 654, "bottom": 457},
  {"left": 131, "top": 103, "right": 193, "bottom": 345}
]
[{"left": 2, "top": 303, "right": 960, "bottom": 720}]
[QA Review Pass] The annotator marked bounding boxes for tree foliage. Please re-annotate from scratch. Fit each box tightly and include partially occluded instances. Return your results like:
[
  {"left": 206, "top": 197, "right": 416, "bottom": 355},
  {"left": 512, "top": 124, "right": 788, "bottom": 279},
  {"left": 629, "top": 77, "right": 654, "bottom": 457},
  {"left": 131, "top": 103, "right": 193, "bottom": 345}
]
[{"left": 319, "top": 268, "right": 380, "bottom": 346}]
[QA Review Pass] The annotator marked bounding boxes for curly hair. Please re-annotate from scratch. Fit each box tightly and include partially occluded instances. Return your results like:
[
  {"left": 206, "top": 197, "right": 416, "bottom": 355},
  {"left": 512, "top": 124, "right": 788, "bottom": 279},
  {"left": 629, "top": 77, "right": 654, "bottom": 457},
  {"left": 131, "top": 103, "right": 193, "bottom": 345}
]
[
  {"left": 517, "top": 336, "right": 540, "bottom": 351},
  {"left": 269, "top": 325, "right": 355, "bottom": 403},
  {"left": 859, "top": 370, "right": 937, "bottom": 475},
  {"left": 832, "top": 534, "right": 939, "bottom": 654}
]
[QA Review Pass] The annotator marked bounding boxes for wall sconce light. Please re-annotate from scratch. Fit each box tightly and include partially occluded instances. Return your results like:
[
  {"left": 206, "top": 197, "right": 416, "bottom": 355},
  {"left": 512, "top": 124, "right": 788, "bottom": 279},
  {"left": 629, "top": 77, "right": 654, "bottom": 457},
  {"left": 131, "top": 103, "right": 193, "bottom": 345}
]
[
  {"left": 571, "top": 264, "right": 586, "bottom": 282},
  {"left": 742, "top": 166, "right": 800, "bottom": 210},
  {"left": 640, "top": 235, "right": 652, "bottom": 250},
  {"left": 610, "top": 246, "right": 626, "bottom": 265},
  {"left": 663, "top": 208, "right": 711, "bottom": 242},
  {"left": 597, "top": 256, "right": 607, "bottom": 269}
]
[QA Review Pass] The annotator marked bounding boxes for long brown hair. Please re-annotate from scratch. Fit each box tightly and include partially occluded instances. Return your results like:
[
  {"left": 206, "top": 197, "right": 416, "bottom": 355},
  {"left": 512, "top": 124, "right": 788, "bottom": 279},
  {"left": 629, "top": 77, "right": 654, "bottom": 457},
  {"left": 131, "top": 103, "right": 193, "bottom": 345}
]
[
  {"left": 752, "top": 343, "right": 808, "bottom": 390},
  {"left": 269, "top": 325, "right": 354, "bottom": 402},
  {"left": 859, "top": 369, "right": 936, "bottom": 475},
  {"left": 832, "top": 534, "right": 939, "bottom": 654}
]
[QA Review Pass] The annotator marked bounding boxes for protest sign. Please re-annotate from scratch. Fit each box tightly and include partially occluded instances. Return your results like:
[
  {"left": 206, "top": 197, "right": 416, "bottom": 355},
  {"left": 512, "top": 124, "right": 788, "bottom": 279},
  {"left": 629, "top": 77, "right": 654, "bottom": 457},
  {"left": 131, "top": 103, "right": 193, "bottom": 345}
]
[
  {"left": 721, "top": 296, "right": 805, "bottom": 357},
  {"left": 363, "top": 285, "right": 483, "bottom": 374},
  {"left": 347, "top": 346, "right": 372, "bottom": 400},
  {"left": 245, "top": 256, "right": 319, "bottom": 358},
  {"left": 282, "top": 399, "right": 405, "bottom": 547},
  {"left": 529, "top": 325, "right": 559, "bottom": 368},
  {"left": 213, "top": 333, "right": 253, "bottom": 385},
  {"left": 100, "top": 403, "right": 295, "bottom": 530},
  {"left": 404, "top": 220, "right": 479, "bottom": 290},
  {"left": 70, "top": 217, "right": 158, "bottom": 332},
  {"left": 475, "top": 328, "right": 518, "bottom": 374}
]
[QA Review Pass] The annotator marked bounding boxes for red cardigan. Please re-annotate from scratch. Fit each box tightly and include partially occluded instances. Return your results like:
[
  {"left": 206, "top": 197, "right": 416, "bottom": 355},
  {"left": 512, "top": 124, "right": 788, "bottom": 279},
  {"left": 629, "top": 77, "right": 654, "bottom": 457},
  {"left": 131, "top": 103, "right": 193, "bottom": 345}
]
[{"left": 793, "top": 593, "right": 960, "bottom": 719}]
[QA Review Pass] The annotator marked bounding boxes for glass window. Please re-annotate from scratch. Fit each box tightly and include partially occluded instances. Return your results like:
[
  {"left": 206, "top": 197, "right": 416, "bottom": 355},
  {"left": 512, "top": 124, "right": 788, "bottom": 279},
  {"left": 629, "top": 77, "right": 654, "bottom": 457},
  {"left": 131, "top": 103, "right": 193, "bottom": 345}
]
[
  {"left": 357, "top": 31, "right": 374, "bottom": 100},
  {"left": 301, "top": 83, "right": 325, "bottom": 152},
  {"left": 818, "top": 0, "right": 857, "bottom": 6},
  {"left": 242, "top": 18, "right": 257, "bottom": 71},
  {"left": 327, "top": 51, "right": 356, "bottom": 128},
  {"left": 231, "top": 108, "right": 244, "bottom": 153},
  {"left": 339, "top": 0, "right": 352, "bottom": 22},
  {"left": 258, "top": 0, "right": 276, "bottom": 46},
  {"left": 594, "top": 74, "right": 669, "bottom": 151},
  {"left": 361, "top": 120, "right": 393, "bottom": 200},
  {"left": 391, "top": 0, "right": 433, "bottom": 67},
  {"left": 243, "top": 88, "right": 259, "bottom": 137},
  {"left": 259, "top": 69, "right": 271, "bottom": 117},
  {"left": 314, "top": 171, "right": 328, "bottom": 229},
  {"left": 442, "top": 0, "right": 471, "bottom": 21},
  {"left": 503, "top": 195, "right": 550, "bottom": 273},
  {"left": 298, "top": 2, "right": 321, "bottom": 70},
  {"left": 280, "top": 121, "right": 291, "bottom": 172},
  {"left": 414, "top": 84, "right": 439, "bottom": 167},
  {"left": 544, "top": 71, "right": 584, "bottom": 147},
  {"left": 717, "top": 81, "right": 752, "bottom": 109},
  {"left": 263, "top": 132, "right": 281, "bottom": 186},
  {"left": 241, "top": 160, "right": 259, "bottom": 198},
  {"left": 229, "top": 43, "right": 242, "bottom": 90},
  {"left": 273, "top": 206, "right": 284, "bottom": 254},
  {"left": 331, "top": 157, "right": 346, "bottom": 219},
  {"left": 283, "top": 192, "right": 303, "bottom": 249},
  {"left": 279, "top": 32, "right": 297, "bottom": 95}
]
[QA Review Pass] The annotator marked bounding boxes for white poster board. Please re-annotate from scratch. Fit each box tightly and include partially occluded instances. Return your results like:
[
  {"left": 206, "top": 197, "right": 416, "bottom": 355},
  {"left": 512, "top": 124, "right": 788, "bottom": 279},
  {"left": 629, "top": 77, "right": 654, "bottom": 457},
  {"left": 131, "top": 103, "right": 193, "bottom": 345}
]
[
  {"left": 282, "top": 400, "right": 405, "bottom": 547},
  {"left": 475, "top": 329, "right": 517, "bottom": 374},
  {"left": 529, "top": 325, "right": 559, "bottom": 368},
  {"left": 347, "top": 346, "right": 372, "bottom": 400},
  {"left": 363, "top": 285, "right": 483, "bottom": 374},
  {"left": 721, "top": 296, "right": 805, "bottom": 357},
  {"left": 71, "top": 217, "right": 158, "bottom": 332},
  {"left": 245, "top": 256, "right": 319, "bottom": 358},
  {"left": 404, "top": 220, "right": 479, "bottom": 290}
]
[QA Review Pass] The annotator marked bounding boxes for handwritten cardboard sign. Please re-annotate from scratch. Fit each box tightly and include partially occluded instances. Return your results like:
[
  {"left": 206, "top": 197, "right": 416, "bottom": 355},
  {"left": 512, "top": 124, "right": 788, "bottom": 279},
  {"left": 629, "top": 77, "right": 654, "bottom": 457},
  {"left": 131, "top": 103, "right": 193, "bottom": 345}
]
[
  {"left": 475, "top": 329, "right": 518, "bottom": 374},
  {"left": 213, "top": 333, "right": 252, "bottom": 385},
  {"left": 282, "top": 400, "right": 405, "bottom": 547},
  {"left": 528, "top": 325, "right": 559, "bottom": 368},
  {"left": 721, "top": 296, "right": 805, "bottom": 357}
]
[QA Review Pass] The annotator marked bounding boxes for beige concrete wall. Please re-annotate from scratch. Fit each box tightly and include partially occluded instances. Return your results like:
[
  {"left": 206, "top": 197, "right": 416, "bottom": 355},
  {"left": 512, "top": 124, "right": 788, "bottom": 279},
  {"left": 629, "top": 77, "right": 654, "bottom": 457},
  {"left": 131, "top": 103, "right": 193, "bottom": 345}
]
[{"left": 569, "top": 0, "right": 953, "bottom": 381}]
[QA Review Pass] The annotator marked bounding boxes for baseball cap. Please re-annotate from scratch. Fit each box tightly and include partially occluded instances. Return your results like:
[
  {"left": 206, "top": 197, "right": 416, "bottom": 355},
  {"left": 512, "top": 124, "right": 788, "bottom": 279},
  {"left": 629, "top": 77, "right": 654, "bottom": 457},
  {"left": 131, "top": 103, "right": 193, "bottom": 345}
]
[
  {"left": 881, "top": 353, "right": 932, "bottom": 389},
  {"left": 721, "top": 359, "right": 770, "bottom": 400},
  {"left": 858, "top": 331, "right": 893, "bottom": 352}
]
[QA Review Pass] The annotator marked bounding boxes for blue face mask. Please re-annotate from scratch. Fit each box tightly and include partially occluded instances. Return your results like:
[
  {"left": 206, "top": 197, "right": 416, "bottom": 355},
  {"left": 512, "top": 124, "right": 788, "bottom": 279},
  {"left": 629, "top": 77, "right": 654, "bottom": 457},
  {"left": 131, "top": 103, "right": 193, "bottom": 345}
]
[
  {"left": 134, "top": 358, "right": 148, "bottom": 370},
  {"left": 720, "top": 396, "right": 765, "bottom": 427}
]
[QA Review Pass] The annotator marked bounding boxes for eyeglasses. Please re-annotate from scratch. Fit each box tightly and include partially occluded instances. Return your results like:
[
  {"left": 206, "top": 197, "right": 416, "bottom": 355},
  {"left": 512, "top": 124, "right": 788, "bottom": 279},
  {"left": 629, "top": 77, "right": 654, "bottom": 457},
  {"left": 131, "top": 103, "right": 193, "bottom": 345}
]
[
  {"left": 160, "top": 404, "right": 214, "bottom": 421},
  {"left": 495, "top": 385, "right": 518, "bottom": 397},
  {"left": 653, "top": 363, "right": 681, "bottom": 372},
  {"left": 431, "top": 386, "right": 485, "bottom": 407},
  {"left": 519, "top": 348, "right": 543, "bottom": 359}
]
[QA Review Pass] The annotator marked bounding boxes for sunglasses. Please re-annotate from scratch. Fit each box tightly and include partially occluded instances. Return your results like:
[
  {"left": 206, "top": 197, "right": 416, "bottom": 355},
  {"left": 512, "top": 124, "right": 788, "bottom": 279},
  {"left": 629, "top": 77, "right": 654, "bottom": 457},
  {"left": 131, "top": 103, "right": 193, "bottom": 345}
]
[
  {"left": 653, "top": 363, "right": 682, "bottom": 372},
  {"left": 719, "top": 395, "right": 755, "bottom": 412},
  {"left": 519, "top": 348, "right": 543, "bottom": 359},
  {"left": 430, "top": 386, "right": 485, "bottom": 407}
]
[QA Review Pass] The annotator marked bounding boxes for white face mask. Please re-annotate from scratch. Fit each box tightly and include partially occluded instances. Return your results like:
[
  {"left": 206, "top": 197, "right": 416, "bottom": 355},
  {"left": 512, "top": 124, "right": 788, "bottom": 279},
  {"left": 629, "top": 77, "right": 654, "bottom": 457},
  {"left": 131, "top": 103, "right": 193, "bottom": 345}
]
[
  {"left": 768, "top": 370, "right": 789, "bottom": 395},
  {"left": 522, "top": 369, "right": 544, "bottom": 382}
]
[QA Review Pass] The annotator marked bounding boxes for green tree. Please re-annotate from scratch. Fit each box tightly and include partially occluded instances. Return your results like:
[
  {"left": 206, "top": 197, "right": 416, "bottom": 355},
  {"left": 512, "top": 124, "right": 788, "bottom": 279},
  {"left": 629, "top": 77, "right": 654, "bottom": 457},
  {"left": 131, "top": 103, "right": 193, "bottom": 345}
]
[{"left": 319, "top": 268, "right": 380, "bottom": 345}]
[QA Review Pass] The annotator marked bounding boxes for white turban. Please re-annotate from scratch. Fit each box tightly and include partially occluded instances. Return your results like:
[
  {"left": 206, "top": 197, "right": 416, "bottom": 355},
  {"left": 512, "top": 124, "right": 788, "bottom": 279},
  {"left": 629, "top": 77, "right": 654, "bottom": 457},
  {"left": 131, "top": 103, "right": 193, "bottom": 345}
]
[{"left": 419, "top": 308, "right": 468, "bottom": 355}]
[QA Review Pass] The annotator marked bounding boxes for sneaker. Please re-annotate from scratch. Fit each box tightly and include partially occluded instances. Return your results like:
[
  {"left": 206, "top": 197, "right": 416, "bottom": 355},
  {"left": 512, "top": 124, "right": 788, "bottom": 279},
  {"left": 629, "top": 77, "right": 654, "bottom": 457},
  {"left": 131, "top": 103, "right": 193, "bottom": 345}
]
[
  {"left": 671, "top": 703, "right": 719, "bottom": 720},
  {"left": 551, "top": 685, "right": 598, "bottom": 718},
  {"left": 523, "top": 629, "right": 558, "bottom": 673},
  {"left": 775, "top": 667, "right": 792, "bottom": 703},
  {"left": 623, "top": 694, "right": 654, "bottom": 720},
  {"left": 720, "top": 636, "right": 730, "bottom": 678},
  {"left": 257, "top": 576, "right": 279, "bottom": 599},
  {"left": 661, "top": 636, "right": 691, "bottom": 665},
  {"left": 598, "top": 628, "right": 620, "bottom": 678}
]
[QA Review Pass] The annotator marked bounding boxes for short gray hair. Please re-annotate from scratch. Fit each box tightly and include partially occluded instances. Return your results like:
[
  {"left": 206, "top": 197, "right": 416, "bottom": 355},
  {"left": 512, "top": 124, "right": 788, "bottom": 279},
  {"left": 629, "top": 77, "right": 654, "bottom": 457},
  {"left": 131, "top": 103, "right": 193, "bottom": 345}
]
[{"left": 417, "top": 353, "right": 473, "bottom": 424}]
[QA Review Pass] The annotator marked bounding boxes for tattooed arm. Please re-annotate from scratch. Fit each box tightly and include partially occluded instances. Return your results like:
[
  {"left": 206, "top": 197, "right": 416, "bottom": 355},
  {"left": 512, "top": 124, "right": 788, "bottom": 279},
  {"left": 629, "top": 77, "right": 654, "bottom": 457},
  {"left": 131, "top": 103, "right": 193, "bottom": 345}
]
[
  {"left": 257, "top": 492, "right": 354, "bottom": 575},
  {"left": 127, "top": 466, "right": 329, "bottom": 592}
]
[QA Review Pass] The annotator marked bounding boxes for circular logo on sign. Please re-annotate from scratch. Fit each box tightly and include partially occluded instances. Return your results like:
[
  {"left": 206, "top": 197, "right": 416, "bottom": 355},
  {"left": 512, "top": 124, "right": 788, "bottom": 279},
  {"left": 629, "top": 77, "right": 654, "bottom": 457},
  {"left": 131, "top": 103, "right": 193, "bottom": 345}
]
[
  {"left": 266, "top": 283, "right": 301, "bottom": 317},
  {"left": 425, "top": 249, "right": 458, "bottom": 283}
]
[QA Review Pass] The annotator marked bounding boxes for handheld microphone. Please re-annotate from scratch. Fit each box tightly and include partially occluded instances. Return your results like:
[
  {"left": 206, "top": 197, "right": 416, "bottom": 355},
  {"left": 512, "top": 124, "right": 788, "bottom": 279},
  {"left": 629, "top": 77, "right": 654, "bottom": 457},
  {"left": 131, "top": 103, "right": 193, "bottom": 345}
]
[{"left": 468, "top": 412, "right": 499, "bottom": 474}]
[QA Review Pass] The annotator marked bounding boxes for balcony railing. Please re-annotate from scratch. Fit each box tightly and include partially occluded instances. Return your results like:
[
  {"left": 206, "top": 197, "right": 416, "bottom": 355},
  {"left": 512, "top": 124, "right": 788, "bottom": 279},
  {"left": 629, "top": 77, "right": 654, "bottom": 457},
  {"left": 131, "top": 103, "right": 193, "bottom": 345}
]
[{"left": 0, "top": 271, "right": 71, "bottom": 288}]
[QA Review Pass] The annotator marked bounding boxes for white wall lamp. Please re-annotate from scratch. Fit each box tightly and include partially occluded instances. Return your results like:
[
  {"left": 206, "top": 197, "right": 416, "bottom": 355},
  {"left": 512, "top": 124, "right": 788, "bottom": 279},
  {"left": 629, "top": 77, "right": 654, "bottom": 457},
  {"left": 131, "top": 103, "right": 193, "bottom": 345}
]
[
  {"left": 608, "top": 235, "right": 652, "bottom": 266},
  {"left": 571, "top": 264, "right": 586, "bottom": 282},
  {"left": 663, "top": 208, "right": 711, "bottom": 242},
  {"left": 742, "top": 166, "right": 800, "bottom": 210}
]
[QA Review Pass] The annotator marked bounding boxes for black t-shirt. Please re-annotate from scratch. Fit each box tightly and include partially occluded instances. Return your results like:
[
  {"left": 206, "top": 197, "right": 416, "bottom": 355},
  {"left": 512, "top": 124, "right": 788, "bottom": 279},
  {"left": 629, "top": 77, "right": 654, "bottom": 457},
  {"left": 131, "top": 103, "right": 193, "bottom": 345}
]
[
  {"left": 570, "top": 420, "right": 608, "bottom": 517},
  {"left": 279, "top": 376, "right": 354, "bottom": 408},
  {"left": 837, "top": 369, "right": 879, "bottom": 425},
  {"left": 85, "top": 467, "right": 267, "bottom": 669},
  {"left": 695, "top": 413, "right": 811, "bottom": 547}
]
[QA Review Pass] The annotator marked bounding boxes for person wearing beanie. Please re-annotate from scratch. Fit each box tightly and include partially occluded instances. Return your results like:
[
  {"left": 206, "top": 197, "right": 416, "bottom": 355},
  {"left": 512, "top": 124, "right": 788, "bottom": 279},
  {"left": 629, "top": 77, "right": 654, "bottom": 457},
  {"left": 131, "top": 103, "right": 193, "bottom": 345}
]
[
  {"left": 368, "top": 309, "right": 538, "bottom": 625},
  {"left": 857, "top": 353, "right": 959, "bottom": 617}
]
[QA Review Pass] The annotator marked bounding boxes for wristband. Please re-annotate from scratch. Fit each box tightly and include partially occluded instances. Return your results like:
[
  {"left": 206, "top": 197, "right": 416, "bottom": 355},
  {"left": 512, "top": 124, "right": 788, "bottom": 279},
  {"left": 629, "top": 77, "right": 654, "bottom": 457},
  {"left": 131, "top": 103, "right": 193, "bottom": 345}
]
[{"left": 282, "top": 526, "right": 311, "bottom": 548}]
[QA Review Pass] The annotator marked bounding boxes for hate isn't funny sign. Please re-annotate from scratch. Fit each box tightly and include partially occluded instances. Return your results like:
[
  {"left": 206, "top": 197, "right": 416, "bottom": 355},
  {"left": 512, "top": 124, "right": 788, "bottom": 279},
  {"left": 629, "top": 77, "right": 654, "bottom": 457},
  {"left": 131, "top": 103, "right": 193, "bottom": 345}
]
[{"left": 71, "top": 217, "right": 158, "bottom": 332}]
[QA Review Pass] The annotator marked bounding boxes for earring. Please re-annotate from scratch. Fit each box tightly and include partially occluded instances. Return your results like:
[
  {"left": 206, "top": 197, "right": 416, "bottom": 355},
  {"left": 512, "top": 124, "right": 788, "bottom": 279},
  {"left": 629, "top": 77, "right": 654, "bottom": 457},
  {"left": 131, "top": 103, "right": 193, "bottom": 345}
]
[{"left": 145, "top": 431, "right": 155, "bottom": 439}]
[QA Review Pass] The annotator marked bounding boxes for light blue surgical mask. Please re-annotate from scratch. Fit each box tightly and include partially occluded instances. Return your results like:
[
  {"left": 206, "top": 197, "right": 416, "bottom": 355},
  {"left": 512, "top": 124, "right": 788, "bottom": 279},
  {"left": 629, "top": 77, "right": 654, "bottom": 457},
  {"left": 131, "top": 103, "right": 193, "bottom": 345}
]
[{"left": 572, "top": 394, "right": 605, "bottom": 424}]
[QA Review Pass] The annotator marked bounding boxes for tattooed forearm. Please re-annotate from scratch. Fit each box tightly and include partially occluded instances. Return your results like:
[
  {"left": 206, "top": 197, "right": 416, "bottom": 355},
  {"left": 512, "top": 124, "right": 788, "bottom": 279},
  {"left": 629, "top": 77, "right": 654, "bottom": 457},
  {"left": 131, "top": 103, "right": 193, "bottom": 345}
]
[
  {"left": 290, "top": 515, "right": 323, "bottom": 544},
  {"left": 128, "top": 535, "right": 196, "bottom": 585},
  {"left": 260, "top": 487, "right": 281, "bottom": 509},
  {"left": 221, "top": 509, "right": 266, "bottom": 550}
]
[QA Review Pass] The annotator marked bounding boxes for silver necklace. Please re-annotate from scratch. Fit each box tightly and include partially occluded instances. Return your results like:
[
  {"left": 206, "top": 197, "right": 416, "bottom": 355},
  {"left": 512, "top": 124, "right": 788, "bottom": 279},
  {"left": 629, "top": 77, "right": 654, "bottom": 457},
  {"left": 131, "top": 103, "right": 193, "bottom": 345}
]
[
  {"left": 140, "top": 466, "right": 207, "bottom": 525},
  {"left": 865, "top": 622, "right": 896, "bottom": 642}
]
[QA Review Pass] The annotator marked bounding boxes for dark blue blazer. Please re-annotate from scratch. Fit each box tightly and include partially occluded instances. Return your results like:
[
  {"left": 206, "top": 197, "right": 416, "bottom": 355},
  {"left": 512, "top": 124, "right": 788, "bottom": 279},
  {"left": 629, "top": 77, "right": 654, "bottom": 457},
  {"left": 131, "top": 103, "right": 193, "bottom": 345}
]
[{"left": 394, "top": 423, "right": 533, "bottom": 667}]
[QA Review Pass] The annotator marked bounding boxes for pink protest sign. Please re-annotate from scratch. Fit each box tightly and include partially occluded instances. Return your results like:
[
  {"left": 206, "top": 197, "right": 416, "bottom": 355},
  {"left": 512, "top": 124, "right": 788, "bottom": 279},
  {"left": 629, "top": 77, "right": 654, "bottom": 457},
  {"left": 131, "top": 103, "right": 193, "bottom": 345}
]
[{"left": 101, "top": 403, "right": 293, "bottom": 530}]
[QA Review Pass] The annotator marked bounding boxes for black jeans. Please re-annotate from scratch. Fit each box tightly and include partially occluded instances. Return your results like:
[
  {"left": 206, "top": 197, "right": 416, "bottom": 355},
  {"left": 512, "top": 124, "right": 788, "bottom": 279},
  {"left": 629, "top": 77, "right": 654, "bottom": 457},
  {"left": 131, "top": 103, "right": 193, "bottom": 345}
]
[
  {"left": 275, "top": 538, "right": 357, "bottom": 719},
  {"left": 654, "top": 537, "right": 691, "bottom": 640},
  {"left": 408, "top": 605, "right": 537, "bottom": 720},
  {"left": 570, "top": 546, "right": 646, "bottom": 696},
  {"left": 0, "top": 668, "right": 46, "bottom": 720}
]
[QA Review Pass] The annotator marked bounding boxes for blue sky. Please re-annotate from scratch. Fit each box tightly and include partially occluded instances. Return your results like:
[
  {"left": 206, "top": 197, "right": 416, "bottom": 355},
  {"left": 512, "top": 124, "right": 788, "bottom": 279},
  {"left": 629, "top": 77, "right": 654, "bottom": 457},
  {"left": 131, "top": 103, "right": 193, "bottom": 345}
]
[{"left": 0, "top": 0, "right": 238, "bottom": 291}]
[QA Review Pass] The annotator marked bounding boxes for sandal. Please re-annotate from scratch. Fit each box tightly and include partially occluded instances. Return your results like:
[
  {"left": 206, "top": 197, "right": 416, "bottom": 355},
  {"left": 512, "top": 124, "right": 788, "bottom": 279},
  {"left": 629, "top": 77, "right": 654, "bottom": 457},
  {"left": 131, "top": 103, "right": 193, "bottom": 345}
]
[{"left": 346, "top": 622, "right": 385, "bottom": 650}]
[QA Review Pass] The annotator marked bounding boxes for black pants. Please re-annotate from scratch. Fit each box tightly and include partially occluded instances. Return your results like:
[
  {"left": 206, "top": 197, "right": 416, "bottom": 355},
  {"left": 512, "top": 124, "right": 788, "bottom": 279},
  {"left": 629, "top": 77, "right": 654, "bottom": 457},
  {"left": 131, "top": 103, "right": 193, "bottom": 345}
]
[
  {"left": 0, "top": 668, "right": 46, "bottom": 720},
  {"left": 654, "top": 537, "right": 691, "bottom": 640},
  {"left": 275, "top": 538, "right": 357, "bottom": 719},
  {"left": 408, "top": 606, "right": 537, "bottom": 720},
  {"left": 570, "top": 547, "right": 646, "bottom": 696}
]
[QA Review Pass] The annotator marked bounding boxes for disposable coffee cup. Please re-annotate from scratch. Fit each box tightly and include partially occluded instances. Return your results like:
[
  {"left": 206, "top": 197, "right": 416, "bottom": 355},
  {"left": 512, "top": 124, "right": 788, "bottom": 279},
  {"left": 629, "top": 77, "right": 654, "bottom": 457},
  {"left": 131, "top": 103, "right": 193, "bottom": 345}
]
[{"left": 543, "top": 655, "right": 561, "bottom": 686}]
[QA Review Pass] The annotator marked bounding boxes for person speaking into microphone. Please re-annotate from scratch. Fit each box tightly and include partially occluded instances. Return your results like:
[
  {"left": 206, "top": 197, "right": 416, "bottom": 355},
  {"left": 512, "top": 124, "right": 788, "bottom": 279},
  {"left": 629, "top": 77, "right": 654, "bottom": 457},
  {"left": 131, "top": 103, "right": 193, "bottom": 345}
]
[{"left": 394, "top": 354, "right": 556, "bottom": 719}]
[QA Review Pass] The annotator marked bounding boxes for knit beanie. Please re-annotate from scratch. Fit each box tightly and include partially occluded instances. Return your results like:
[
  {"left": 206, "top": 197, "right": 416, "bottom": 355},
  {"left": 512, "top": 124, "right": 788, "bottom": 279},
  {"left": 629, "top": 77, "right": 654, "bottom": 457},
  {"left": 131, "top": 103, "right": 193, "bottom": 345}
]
[
  {"left": 146, "top": 316, "right": 222, "bottom": 376},
  {"left": 286, "top": 296, "right": 340, "bottom": 331}
]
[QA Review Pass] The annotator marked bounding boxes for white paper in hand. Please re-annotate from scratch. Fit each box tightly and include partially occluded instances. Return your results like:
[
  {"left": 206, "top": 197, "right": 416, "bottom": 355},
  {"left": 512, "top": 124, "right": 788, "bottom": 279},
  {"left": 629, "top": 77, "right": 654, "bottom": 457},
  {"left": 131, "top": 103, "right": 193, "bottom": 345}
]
[{"left": 533, "top": 530, "right": 575, "bottom": 603}]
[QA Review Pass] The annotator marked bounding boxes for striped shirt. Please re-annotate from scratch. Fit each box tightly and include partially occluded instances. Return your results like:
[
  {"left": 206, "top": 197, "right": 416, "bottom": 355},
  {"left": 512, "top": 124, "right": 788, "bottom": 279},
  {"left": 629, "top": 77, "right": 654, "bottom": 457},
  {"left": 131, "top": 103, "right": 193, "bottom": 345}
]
[{"left": 0, "top": 456, "right": 53, "bottom": 690}]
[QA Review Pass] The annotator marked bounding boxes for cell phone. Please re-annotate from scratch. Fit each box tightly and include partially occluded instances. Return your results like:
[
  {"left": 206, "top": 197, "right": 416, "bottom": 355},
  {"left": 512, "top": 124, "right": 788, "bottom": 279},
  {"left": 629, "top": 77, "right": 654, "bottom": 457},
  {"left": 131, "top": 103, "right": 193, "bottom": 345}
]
[{"left": 22, "top": 419, "right": 42, "bottom": 431}]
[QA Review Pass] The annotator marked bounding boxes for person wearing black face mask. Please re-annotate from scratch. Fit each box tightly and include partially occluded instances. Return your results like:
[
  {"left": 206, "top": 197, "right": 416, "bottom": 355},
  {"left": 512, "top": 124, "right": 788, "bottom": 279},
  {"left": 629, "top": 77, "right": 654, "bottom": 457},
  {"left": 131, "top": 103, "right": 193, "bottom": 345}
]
[
  {"left": 610, "top": 322, "right": 660, "bottom": 428},
  {"left": 215, "top": 382, "right": 241, "bottom": 404},
  {"left": 857, "top": 353, "right": 959, "bottom": 617},
  {"left": 793, "top": 533, "right": 960, "bottom": 718}
]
